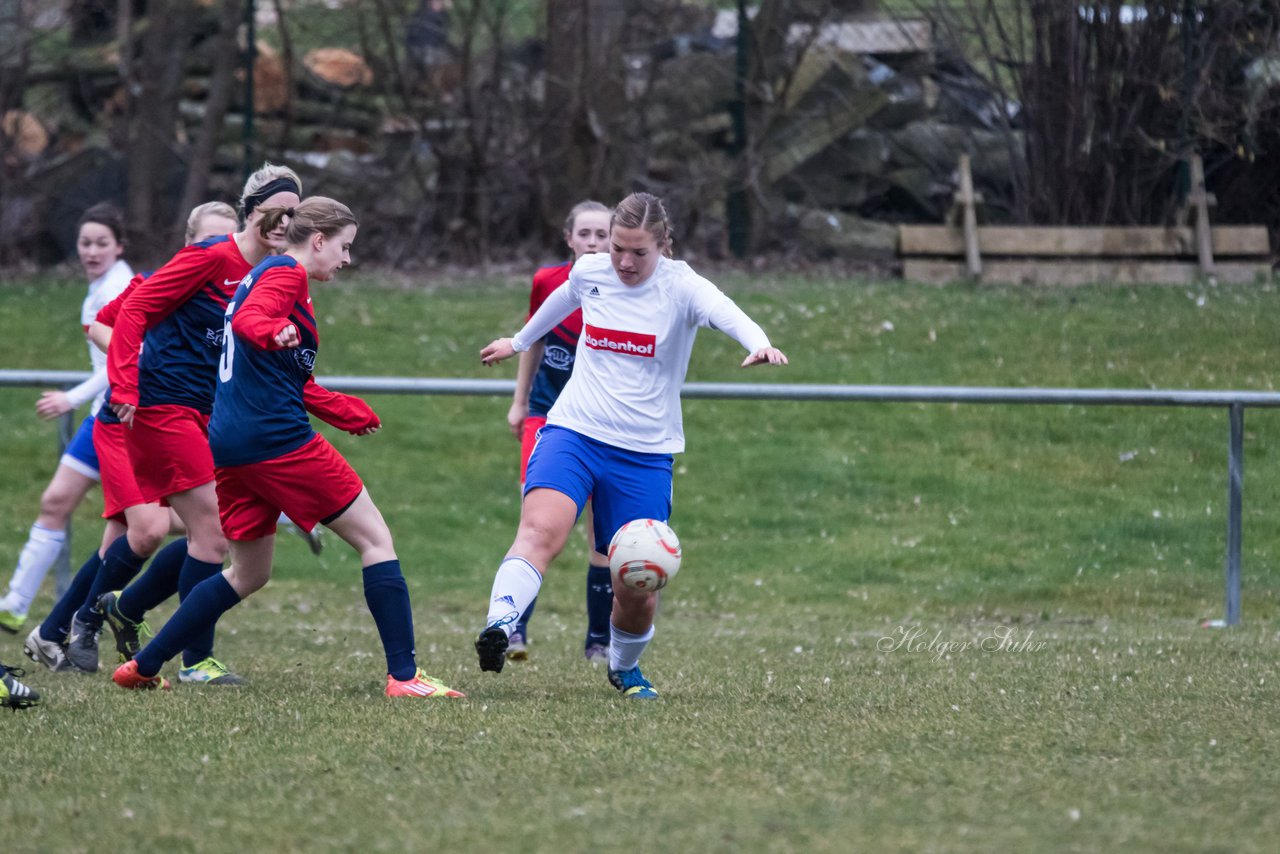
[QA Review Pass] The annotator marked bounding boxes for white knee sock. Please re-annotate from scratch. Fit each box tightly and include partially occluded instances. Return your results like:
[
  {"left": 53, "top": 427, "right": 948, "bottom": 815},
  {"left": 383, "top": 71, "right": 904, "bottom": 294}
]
[
  {"left": 485, "top": 556, "right": 542, "bottom": 636},
  {"left": 609, "top": 624, "right": 655, "bottom": 672},
  {"left": 1, "top": 524, "right": 67, "bottom": 615}
]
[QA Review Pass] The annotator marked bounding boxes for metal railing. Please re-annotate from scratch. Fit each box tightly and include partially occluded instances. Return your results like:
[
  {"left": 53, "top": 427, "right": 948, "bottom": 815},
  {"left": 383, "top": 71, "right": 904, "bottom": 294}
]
[{"left": 4, "top": 369, "right": 1276, "bottom": 625}]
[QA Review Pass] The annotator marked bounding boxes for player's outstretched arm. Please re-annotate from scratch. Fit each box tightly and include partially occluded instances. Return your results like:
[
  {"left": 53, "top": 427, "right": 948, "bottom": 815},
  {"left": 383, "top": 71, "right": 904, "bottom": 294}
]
[
  {"left": 507, "top": 341, "right": 544, "bottom": 437},
  {"left": 303, "top": 377, "right": 381, "bottom": 435},
  {"left": 481, "top": 337, "right": 517, "bottom": 366},
  {"left": 741, "top": 347, "right": 788, "bottom": 368},
  {"left": 35, "top": 390, "right": 74, "bottom": 420}
]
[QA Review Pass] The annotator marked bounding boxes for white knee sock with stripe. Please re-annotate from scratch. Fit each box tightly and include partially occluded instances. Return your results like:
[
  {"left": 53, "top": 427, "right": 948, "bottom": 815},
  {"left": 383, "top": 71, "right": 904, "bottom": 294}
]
[
  {"left": 1, "top": 524, "right": 66, "bottom": 615},
  {"left": 609, "top": 624, "right": 655, "bottom": 673},
  {"left": 485, "top": 556, "right": 543, "bottom": 637}
]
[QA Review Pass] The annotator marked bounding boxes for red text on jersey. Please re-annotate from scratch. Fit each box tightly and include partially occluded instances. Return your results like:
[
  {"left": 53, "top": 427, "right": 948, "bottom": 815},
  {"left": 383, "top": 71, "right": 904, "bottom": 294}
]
[{"left": 583, "top": 324, "right": 656, "bottom": 358}]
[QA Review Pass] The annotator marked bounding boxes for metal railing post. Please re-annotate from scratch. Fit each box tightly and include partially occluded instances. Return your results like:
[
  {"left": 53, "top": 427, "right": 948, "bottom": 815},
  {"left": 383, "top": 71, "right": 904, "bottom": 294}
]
[
  {"left": 5, "top": 369, "right": 1278, "bottom": 625},
  {"left": 1225, "top": 403, "right": 1244, "bottom": 626},
  {"left": 53, "top": 409, "right": 75, "bottom": 597}
]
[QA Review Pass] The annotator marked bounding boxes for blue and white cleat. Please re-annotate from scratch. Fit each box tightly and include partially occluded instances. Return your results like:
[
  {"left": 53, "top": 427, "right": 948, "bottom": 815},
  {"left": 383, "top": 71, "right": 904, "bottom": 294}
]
[{"left": 607, "top": 665, "right": 659, "bottom": 700}]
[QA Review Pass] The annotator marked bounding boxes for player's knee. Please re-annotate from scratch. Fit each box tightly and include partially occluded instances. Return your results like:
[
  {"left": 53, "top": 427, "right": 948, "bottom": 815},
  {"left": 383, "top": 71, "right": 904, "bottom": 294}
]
[
  {"left": 614, "top": 583, "right": 655, "bottom": 611},
  {"left": 240, "top": 573, "right": 269, "bottom": 595},
  {"left": 513, "top": 525, "right": 564, "bottom": 564},
  {"left": 344, "top": 522, "right": 393, "bottom": 562},
  {"left": 228, "top": 567, "right": 269, "bottom": 597},
  {"left": 188, "top": 528, "right": 228, "bottom": 562},
  {"left": 126, "top": 525, "right": 167, "bottom": 557},
  {"left": 522, "top": 512, "right": 573, "bottom": 548},
  {"left": 365, "top": 521, "right": 394, "bottom": 554},
  {"left": 37, "top": 485, "right": 77, "bottom": 523}
]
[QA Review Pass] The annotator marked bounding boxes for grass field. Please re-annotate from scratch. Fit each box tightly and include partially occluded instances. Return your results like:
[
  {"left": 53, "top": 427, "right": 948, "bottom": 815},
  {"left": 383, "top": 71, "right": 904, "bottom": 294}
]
[{"left": 1, "top": 270, "right": 1279, "bottom": 852}]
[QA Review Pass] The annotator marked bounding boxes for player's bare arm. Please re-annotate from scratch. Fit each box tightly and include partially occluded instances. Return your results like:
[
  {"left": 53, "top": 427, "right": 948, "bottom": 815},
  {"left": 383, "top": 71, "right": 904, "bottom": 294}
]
[
  {"left": 741, "top": 347, "right": 788, "bottom": 368},
  {"left": 35, "top": 391, "right": 73, "bottom": 420},
  {"left": 481, "top": 337, "right": 516, "bottom": 366},
  {"left": 88, "top": 320, "right": 113, "bottom": 353}
]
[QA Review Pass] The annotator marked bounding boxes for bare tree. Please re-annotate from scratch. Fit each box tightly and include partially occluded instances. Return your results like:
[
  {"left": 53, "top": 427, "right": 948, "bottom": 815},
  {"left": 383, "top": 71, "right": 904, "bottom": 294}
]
[
  {"left": 541, "top": 0, "right": 628, "bottom": 236},
  {"left": 177, "top": 0, "right": 243, "bottom": 234},
  {"left": 923, "top": 0, "right": 1280, "bottom": 227},
  {"left": 0, "top": 0, "right": 30, "bottom": 264},
  {"left": 123, "top": 0, "right": 198, "bottom": 260}
]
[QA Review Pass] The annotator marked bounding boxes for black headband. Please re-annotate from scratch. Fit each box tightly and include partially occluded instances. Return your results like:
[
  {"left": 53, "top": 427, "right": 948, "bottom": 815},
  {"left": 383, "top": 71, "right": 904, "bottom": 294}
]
[{"left": 243, "top": 177, "right": 301, "bottom": 216}]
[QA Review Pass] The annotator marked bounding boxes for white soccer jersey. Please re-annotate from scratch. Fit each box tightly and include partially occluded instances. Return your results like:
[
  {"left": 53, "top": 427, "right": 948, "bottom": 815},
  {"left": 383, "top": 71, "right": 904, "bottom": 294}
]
[
  {"left": 512, "top": 252, "right": 771, "bottom": 454},
  {"left": 68, "top": 258, "right": 134, "bottom": 413}
]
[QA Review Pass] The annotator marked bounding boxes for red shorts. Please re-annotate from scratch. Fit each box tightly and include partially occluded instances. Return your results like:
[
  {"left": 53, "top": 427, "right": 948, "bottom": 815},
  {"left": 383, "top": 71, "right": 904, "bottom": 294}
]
[
  {"left": 94, "top": 420, "right": 147, "bottom": 522},
  {"left": 125, "top": 404, "right": 214, "bottom": 503},
  {"left": 520, "top": 415, "right": 548, "bottom": 485},
  {"left": 215, "top": 433, "right": 363, "bottom": 541}
]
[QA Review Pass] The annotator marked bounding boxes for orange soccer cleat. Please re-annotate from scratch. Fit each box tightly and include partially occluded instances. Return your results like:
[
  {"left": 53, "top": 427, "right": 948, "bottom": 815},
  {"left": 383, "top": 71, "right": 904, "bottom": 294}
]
[
  {"left": 386, "top": 668, "right": 465, "bottom": 698},
  {"left": 112, "top": 659, "right": 171, "bottom": 691}
]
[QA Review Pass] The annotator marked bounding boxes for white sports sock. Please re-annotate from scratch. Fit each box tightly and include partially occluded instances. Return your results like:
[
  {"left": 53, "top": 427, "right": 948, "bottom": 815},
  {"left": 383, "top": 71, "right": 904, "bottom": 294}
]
[
  {"left": 484, "top": 556, "right": 542, "bottom": 636},
  {"left": 1, "top": 524, "right": 67, "bottom": 615},
  {"left": 609, "top": 624, "right": 655, "bottom": 672}
]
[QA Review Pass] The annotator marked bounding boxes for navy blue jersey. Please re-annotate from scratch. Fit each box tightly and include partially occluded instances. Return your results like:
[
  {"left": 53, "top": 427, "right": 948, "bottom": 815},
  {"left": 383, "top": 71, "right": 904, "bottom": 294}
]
[
  {"left": 96, "top": 387, "right": 120, "bottom": 426},
  {"left": 526, "top": 263, "right": 583, "bottom": 417},
  {"left": 528, "top": 329, "right": 580, "bottom": 416},
  {"left": 108, "top": 236, "right": 252, "bottom": 413},
  {"left": 208, "top": 255, "right": 319, "bottom": 468}
]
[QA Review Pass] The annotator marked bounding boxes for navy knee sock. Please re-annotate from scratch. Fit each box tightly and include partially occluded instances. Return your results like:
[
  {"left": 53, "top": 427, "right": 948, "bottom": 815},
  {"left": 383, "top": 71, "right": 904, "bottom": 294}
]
[
  {"left": 362, "top": 560, "right": 417, "bottom": 681},
  {"left": 178, "top": 556, "right": 223, "bottom": 667},
  {"left": 117, "top": 538, "right": 187, "bottom": 623},
  {"left": 40, "top": 551, "right": 101, "bottom": 643},
  {"left": 134, "top": 572, "right": 240, "bottom": 678},
  {"left": 585, "top": 563, "right": 613, "bottom": 645},
  {"left": 76, "top": 536, "right": 147, "bottom": 627}
]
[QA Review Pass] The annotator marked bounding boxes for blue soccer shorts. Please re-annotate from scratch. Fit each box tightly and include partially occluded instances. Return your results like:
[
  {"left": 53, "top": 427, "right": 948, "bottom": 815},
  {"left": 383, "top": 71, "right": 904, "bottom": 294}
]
[
  {"left": 60, "top": 414, "right": 101, "bottom": 480},
  {"left": 523, "top": 424, "right": 673, "bottom": 551}
]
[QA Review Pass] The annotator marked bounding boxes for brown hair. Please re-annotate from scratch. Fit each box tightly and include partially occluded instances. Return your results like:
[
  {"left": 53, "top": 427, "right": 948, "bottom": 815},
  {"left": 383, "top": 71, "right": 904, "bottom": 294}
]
[
  {"left": 256, "top": 196, "right": 357, "bottom": 246},
  {"left": 184, "top": 201, "right": 237, "bottom": 243},
  {"left": 77, "top": 202, "right": 126, "bottom": 246},
  {"left": 240, "top": 162, "right": 303, "bottom": 217},
  {"left": 610, "top": 192, "right": 672, "bottom": 255},
  {"left": 563, "top": 200, "right": 610, "bottom": 234}
]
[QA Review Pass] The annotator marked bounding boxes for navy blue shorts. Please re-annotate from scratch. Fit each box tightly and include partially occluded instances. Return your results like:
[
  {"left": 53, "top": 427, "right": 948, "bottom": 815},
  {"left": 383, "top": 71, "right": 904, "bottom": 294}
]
[
  {"left": 524, "top": 424, "right": 673, "bottom": 550},
  {"left": 60, "top": 414, "right": 100, "bottom": 480}
]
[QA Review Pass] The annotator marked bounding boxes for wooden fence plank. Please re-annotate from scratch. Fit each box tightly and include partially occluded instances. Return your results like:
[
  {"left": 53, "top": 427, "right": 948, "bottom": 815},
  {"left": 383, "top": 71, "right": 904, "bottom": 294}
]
[
  {"left": 899, "top": 225, "right": 1270, "bottom": 257},
  {"left": 903, "top": 259, "right": 1271, "bottom": 286}
]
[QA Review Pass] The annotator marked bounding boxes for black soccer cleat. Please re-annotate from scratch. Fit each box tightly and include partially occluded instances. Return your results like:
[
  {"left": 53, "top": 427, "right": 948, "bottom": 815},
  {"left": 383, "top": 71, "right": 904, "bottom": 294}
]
[
  {"left": 1, "top": 662, "right": 40, "bottom": 710},
  {"left": 475, "top": 626, "right": 509, "bottom": 673}
]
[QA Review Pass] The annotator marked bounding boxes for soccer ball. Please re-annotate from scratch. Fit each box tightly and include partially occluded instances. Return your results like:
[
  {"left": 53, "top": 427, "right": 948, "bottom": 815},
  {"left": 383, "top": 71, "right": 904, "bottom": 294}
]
[{"left": 608, "top": 519, "right": 682, "bottom": 592}]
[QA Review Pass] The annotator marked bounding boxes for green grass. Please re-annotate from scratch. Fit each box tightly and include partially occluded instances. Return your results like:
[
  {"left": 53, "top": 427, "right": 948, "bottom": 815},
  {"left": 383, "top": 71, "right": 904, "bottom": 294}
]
[{"left": 2, "top": 272, "right": 1280, "bottom": 851}]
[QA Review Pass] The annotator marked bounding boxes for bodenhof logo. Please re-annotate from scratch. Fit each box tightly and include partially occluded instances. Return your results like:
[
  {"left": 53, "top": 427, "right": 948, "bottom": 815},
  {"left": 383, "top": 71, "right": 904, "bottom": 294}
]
[{"left": 583, "top": 324, "right": 655, "bottom": 357}]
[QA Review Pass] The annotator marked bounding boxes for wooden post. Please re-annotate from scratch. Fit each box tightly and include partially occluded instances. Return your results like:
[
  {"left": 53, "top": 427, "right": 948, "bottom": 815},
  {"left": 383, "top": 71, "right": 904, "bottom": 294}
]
[
  {"left": 956, "top": 154, "right": 982, "bottom": 279},
  {"left": 1188, "top": 153, "right": 1217, "bottom": 277}
]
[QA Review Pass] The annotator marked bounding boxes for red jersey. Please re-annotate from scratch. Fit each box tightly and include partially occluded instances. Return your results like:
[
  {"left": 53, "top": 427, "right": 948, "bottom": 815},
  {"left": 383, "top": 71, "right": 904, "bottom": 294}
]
[
  {"left": 527, "top": 262, "right": 584, "bottom": 417},
  {"left": 106, "top": 234, "right": 247, "bottom": 413}
]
